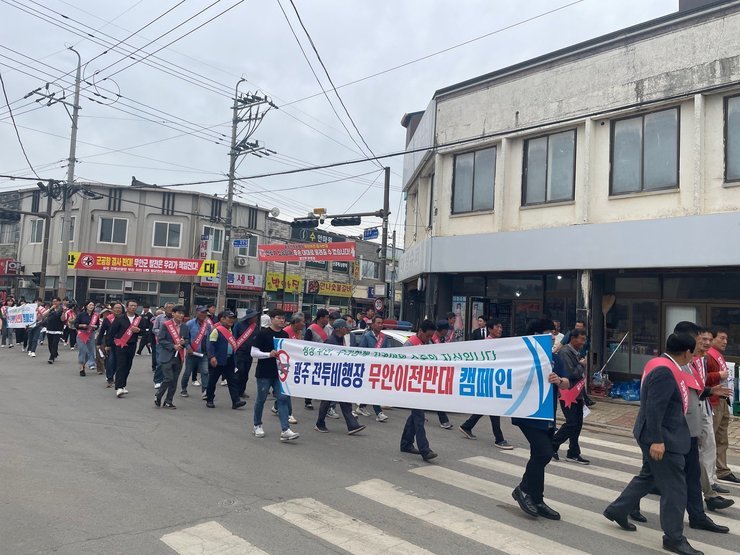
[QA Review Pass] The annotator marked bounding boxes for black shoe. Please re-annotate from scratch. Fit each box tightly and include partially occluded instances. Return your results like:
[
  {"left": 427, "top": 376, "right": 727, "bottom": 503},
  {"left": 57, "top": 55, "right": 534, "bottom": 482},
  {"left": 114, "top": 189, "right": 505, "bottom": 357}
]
[
  {"left": 717, "top": 472, "right": 740, "bottom": 484},
  {"left": 422, "top": 450, "right": 438, "bottom": 462},
  {"left": 163, "top": 402, "right": 176, "bottom": 409},
  {"left": 401, "top": 446, "right": 420, "bottom": 454},
  {"left": 711, "top": 483, "right": 730, "bottom": 494},
  {"left": 629, "top": 510, "right": 647, "bottom": 523},
  {"left": 232, "top": 400, "right": 246, "bottom": 409},
  {"left": 206, "top": 401, "right": 215, "bottom": 408},
  {"left": 662, "top": 538, "right": 704, "bottom": 555},
  {"left": 79, "top": 370, "right": 86, "bottom": 377},
  {"left": 585, "top": 399, "right": 596, "bottom": 407},
  {"left": 347, "top": 424, "right": 366, "bottom": 435},
  {"left": 603, "top": 508, "right": 637, "bottom": 531},
  {"left": 511, "top": 486, "right": 538, "bottom": 517},
  {"left": 314, "top": 424, "right": 329, "bottom": 433},
  {"left": 566, "top": 454, "right": 590, "bottom": 465},
  {"left": 154, "top": 396, "right": 161, "bottom": 408},
  {"left": 458, "top": 426, "right": 476, "bottom": 440},
  {"left": 689, "top": 517, "right": 729, "bottom": 533},
  {"left": 706, "top": 496, "right": 735, "bottom": 511},
  {"left": 535, "top": 502, "right": 560, "bottom": 520},
  {"left": 48, "top": 359, "right": 54, "bottom": 364},
  {"left": 552, "top": 451, "right": 560, "bottom": 461},
  {"left": 305, "top": 402, "right": 314, "bottom": 410}
]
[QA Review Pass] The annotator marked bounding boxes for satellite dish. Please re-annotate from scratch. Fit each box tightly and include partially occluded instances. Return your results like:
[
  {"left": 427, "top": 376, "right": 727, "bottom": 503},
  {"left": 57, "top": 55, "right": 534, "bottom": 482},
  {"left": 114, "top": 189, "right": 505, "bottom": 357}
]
[{"left": 270, "top": 207, "right": 280, "bottom": 218}]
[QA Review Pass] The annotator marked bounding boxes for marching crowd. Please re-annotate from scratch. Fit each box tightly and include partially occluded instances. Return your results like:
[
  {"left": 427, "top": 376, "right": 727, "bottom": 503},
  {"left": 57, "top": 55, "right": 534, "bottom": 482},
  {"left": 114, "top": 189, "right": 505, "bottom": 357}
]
[{"left": 2, "top": 296, "right": 737, "bottom": 554}]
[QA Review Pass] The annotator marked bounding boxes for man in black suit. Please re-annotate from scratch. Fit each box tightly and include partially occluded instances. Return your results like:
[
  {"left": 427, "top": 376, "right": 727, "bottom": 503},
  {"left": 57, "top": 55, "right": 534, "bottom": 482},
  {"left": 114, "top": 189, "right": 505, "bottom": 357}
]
[
  {"left": 471, "top": 316, "right": 487, "bottom": 341},
  {"left": 603, "top": 334, "right": 727, "bottom": 555}
]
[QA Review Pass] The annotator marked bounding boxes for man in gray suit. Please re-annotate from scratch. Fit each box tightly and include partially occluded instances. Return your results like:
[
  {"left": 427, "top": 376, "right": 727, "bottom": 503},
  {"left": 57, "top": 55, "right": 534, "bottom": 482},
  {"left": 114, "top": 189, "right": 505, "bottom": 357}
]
[{"left": 155, "top": 305, "right": 190, "bottom": 409}]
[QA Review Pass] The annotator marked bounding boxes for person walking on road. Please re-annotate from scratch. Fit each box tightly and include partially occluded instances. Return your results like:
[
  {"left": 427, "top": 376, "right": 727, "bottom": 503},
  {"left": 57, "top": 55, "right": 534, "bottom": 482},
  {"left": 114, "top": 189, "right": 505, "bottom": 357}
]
[
  {"left": 233, "top": 308, "right": 260, "bottom": 400},
  {"left": 42, "top": 297, "right": 64, "bottom": 364},
  {"left": 180, "top": 306, "right": 212, "bottom": 399},
  {"left": 75, "top": 301, "right": 99, "bottom": 377},
  {"left": 355, "top": 315, "right": 390, "bottom": 422},
  {"left": 302, "top": 308, "right": 330, "bottom": 411},
  {"left": 107, "top": 300, "right": 142, "bottom": 398},
  {"left": 98, "top": 303, "right": 121, "bottom": 387},
  {"left": 155, "top": 305, "right": 190, "bottom": 409},
  {"left": 205, "top": 310, "right": 246, "bottom": 410}
]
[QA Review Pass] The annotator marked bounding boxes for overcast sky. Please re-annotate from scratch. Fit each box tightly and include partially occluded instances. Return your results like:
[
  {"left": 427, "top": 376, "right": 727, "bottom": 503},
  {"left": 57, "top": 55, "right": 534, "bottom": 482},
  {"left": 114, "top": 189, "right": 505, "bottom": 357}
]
[{"left": 0, "top": 0, "right": 677, "bottom": 241}]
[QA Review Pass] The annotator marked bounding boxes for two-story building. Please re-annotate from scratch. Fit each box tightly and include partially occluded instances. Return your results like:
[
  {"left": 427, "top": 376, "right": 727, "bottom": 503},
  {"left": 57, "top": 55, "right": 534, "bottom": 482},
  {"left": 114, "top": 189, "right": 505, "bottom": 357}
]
[{"left": 398, "top": 0, "right": 740, "bottom": 379}]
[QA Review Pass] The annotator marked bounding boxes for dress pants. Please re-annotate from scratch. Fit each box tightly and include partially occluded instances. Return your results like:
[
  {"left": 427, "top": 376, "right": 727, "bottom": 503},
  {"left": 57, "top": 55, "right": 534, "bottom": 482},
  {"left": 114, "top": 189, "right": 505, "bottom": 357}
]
[
  {"left": 461, "top": 414, "right": 505, "bottom": 443},
  {"left": 114, "top": 344, "right": 136, "bottom": 389},
  {"left": 684, "top": 437, "right": 707, "bottom": 523},
  {"left": 47, "top": 333, "right": 61, "bottom": 360},
  {"left": 517, "top": 425, "right": 554, "bottom": 504},
  {"left": 552, "top": 400, "right": 584, "bottom": 457},
  {"left": 606, "top": 444, "right": 687, "bottom": 543},
  {"left": 205, "top": 356, "right": 240, "bottom": 405},
  {"left": 235, "top": 354, "right": 252, "bottom": 396},
  {"left": 698, "top": 410, "right": 718, "bottom": 499},
  {"left": 156, "top": 357, "right": 182, "bottom": 404},
  {"left": 317, "top": 401, "right": 360, "bottom": 430},
  {"left": 401, "top": 409, "right": 430, "bottom": 455},
  {"left": 105, "top": 347, "right": 116, "bottom": 382},
  {"left": 713, "top": 401, "right": 731, "bottom": 478}
]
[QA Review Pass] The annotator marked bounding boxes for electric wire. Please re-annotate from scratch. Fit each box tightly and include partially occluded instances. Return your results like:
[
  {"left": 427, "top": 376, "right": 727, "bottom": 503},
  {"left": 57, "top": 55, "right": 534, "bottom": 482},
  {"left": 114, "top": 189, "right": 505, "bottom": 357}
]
[{"left": 0, "top": 69, "right": 40, "bottom": 178}]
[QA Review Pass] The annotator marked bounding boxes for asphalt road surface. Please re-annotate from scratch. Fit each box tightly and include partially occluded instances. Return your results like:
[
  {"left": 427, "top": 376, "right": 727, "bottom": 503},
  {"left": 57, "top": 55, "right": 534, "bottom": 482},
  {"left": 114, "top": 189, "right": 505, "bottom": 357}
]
[{"left": 2, "top": 345, "right": 739, "bottom": 554}]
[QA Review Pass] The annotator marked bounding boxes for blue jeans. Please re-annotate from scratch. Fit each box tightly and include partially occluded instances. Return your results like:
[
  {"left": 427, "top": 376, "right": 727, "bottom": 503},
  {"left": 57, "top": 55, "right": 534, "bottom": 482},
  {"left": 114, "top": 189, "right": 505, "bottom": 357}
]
[
  {"left": 401, "top": 409, "right": 430, "bottom": 455},
  {"left": 77, "top": 335, "right": 97, "bottom": 369},
  {"left": 105, "top": 348, "right": 116, "bottom": 382},
  {"left": 27, "top": 326, "right": 41, "bottom": 353},
  {"left": 182, "top": 354, "right": 209, "bottom": 392},
  {"left": 254, "top": 377, "right": 290, "bottom": 431}
]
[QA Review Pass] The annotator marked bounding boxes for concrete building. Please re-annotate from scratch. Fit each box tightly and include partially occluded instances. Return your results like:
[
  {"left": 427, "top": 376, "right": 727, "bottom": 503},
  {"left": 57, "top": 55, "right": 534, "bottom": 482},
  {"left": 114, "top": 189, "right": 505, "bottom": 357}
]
[{"left": 398, "top": 0, "right": 740, "bottom": 378}]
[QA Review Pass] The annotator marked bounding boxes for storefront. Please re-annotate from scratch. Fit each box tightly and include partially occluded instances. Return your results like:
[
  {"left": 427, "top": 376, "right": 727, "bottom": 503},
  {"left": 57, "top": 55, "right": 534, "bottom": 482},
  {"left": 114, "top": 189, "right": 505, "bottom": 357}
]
[
  {"left": 302, "top": 279, "right": 353, "bottom": 317},
  {"left": 264, "top": 271, "right": 301, "bottom": 313},
  {"left": 196, "top": 270, "right": 263, "bottom": 313}
]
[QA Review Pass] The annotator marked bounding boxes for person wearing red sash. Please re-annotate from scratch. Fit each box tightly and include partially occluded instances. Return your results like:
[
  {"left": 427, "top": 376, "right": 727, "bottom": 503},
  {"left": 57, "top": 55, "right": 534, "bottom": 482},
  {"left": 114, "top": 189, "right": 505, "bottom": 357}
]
[
  {"left": 355, "top": 315, "right": 390, "bottom": 422},
  {"left": 551, "top": 328, "right": 590, "bottom": 464},
  {"left": 205, "top": 310, "right": 245, "bottom": 410},
  {"left": 155, "top": 305, "right": 190, "bottom": 409},
  {"left": 233, "top": 308, "right": 260, "bottom": 400},
  {"left": 75, "top": 301, "right": 99, "bottom": 377},
  {"left": 705, "top": 328, "right": 738, "bottom": 485},
  {"left": 604, "top": 332, "right": 730, "bottom": 553},
  {"left": 400, "top": 319, "right": 438, "bottom": 462},
  {"left": 107, "top": 300, "right": 142, "bottom": 398},
  {"left": 98, "top": 304, "right": 121, "bottom": 387},
  {"left": 460, "top": 319, "right": 513, "bottom": 449},
  {"left": 180, "top": 306, "right": 212, "bottom": 399},
  {"left": 61, "top": 301, "right": 78, "bottom": 350},
  {"left": 302, "top": 309, "right": 330, "bottom": 411},
  {"left": 93, "top": 307, "right": 111, "bottom": 375},
  {"left": 26, "top": 297, "right": 46, "bottom": 358},
  {"left": 284, "top": 312, "right": 305, "bottom": 340}
]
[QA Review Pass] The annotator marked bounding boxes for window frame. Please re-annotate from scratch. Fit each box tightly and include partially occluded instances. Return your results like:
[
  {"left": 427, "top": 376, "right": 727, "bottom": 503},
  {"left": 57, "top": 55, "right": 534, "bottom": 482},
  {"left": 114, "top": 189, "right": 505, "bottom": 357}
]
[
  {"left": 521, "top": 128, "right": 577, "bottom": 206},
  {"left": 0, "top": 222, "right": 17, "bottom": 244},
  {"left": 29, "top": 218, "right": 44, "bottom": 244},
  {"left": 97, "top": 216, "right": 129, "bottom": 245},
  {"left": 609, "top": 106, "right": 681, "bottom": 196},
  {"left": 152, "top": 220, "right": 182, "bottom": 249},
  {"left": 202, "top": 225, "right": 224, "bottom": 253},
  {"left": 236, "top": 234, "right": 258, "bottom": 258},
  {"left": 725, "top": 93, "right": 740, "bottom": 184},
  {"left": 450, "top": 146, "right": 497, "bottom": 215}
]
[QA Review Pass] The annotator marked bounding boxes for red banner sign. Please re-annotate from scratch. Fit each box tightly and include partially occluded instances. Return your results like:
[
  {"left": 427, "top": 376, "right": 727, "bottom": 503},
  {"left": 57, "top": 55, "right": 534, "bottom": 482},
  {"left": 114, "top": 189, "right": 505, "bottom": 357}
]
[
  {"left": 258, "top": 242, "right": 356, "bottom": 263},
  {"left": 0, "top": 259, "right": 21, "bottom": 275},
  {"left": 68, "top": 252, "right": 218, "bottom": 277}
]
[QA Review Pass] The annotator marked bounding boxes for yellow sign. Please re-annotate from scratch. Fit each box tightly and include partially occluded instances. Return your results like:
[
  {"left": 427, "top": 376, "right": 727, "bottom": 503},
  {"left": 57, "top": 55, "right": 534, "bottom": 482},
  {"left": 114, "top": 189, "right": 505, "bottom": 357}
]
[
  {"left": 317, "top": 280, "right": 353, "bottom": 298},
  {"left": 265, "top": 272, "right": 303, "bottom": 293}
]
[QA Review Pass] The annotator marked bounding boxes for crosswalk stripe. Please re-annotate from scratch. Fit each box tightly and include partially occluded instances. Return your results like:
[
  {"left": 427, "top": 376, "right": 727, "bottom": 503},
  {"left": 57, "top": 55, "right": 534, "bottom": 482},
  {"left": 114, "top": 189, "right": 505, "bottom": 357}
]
[
  {"left": 263, "top": 498, "right": 433, "bottom": 554},
  {"left": 160, "top": 521, "right": 268, "bottom": 555},
  {"left": 579, "top": 435, "right": 642, "bottom": 455},
  {"left": 347, "top": 478, "right": 588, "bottom": 555},
  {"left": 410, "top": 465, "right": 664, "bottom": 553},
  {"left": 499, "top": 449, "right": 643, "bottom": 484},
  {"left": 461, "top": 456, "right": 739, "bottom": 534}
]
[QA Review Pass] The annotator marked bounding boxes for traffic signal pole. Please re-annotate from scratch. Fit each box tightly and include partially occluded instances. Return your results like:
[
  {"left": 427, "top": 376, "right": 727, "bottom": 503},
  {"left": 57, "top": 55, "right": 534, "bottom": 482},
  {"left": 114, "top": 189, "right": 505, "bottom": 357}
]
[{"left": 379, "top": 167, "right": 390, "bottom": 283}]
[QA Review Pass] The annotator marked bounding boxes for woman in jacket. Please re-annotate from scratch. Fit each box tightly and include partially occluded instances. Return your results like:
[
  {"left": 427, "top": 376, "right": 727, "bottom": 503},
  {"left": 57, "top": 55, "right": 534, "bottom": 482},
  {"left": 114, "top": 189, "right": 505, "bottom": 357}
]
[{"left": 75, "top": 301, "right": 99, "bottom": 376}]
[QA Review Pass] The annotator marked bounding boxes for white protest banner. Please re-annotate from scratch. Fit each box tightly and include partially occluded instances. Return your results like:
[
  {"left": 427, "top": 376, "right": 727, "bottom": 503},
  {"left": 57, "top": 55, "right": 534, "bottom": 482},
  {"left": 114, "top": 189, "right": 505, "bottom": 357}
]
[
  {"left": 6, "top": 303, "right": 38, "bottom": 328},
  {"left": 274, "top": 335, "right": 556, "bottom": 420}
]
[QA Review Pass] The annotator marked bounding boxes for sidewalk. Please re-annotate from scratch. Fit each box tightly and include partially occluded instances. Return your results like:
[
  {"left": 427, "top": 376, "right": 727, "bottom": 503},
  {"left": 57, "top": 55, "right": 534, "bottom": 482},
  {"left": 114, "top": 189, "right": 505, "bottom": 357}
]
[{"left": 561, "top": 397, "right": 740, "bottom": 452}]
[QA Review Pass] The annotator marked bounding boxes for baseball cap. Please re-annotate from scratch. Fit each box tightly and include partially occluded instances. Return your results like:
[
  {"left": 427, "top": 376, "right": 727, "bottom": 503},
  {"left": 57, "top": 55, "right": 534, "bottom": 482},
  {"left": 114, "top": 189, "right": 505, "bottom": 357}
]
[
  {"left": 195, "top": 305, "right": 208, "bottom": 313},
  {"left": 332, "top": 318, "right": 348, "bottom": 330}
]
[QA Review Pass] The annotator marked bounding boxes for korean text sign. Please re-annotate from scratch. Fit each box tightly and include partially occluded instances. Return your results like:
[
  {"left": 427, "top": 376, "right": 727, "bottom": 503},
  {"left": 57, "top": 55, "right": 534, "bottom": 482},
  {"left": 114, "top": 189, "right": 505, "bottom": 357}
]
[
  {"left": 7, "top": 303, "right": 38, "bottom": 328},
  {"left": 274, "top": 335, "right": 555, "bottom": 419},
  {"left": 68, "top": 252, "right": 217, "bottom": 277},
  {"left": 257, "top": 242, "right": 356, "bottom": 263}
]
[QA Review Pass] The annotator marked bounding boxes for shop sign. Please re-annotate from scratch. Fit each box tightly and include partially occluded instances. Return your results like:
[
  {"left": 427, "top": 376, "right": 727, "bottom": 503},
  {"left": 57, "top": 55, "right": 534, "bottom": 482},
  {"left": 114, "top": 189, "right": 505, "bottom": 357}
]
[
  {"left": 265, "top": 272, "right": 303, "bottom": 293},
  {"left": 0, "top": 259, "right": 22, "bottom": 275},
  {"left": 200, "top": 271, "right": 263, "bottom": 291},
  {"left": 68, "top": 252, "right": 218, "bottom": 277},
  {"left": 306, "top": 280, "right": 353, "bottom": 298},
  {"left": 258, "top": 242, "right": 356, "bottom": 263}
]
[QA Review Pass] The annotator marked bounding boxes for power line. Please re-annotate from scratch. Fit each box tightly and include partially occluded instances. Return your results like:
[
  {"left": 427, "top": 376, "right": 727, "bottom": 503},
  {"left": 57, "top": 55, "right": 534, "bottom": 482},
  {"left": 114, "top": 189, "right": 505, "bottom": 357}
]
[
  {"left": 342, "top": 171, "right": 383, "bottom": 214},
  {"left": 0, "top": 69, "right": 39, "bottom": 178}
]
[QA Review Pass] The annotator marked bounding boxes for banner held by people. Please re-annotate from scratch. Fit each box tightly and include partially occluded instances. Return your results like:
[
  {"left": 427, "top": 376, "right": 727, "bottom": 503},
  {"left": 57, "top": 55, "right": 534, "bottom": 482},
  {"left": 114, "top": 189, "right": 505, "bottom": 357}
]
[
  {"left": 275, "top": 335, "right": 555, "bottom": 420},
  {"left": 7, "top": 303, "right": 38, "bottom": 328}
]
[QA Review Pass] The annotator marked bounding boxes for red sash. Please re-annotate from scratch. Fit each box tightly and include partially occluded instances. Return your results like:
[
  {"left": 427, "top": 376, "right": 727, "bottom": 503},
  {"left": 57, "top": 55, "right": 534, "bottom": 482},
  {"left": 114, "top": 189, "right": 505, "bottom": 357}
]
[
  {"left": 445, "top": 329, "right": 455, "bottom": 343},
  {"left": 642, "top": 356, "right": 699, "bottom": 414},
  {"left": 559, "top": 379, "right": 585, "bottom": 408},
  {"left": 286, "top": 325, "right": 297, "bottom": 339},
  {"left": 690, "top": 356, "right": 707, "bottom": 388},
  {"left": 77, "top": 312, "right": 99, "bottom": 343},
  {"left": 235, "top": 322, "right": 257, "bottom": 349},
  {"left": 114, "top": 315, "right": 141, "bottom": 348},
  {"left": 432, "top": 335, "right": 441, "bottom": 344},
  {"left": 308, "top": 323, "right": 328, "bottom": 342},
  {"left": 106, "top": 313, "right": 115, "bottom": 323},
  {"left": 707, "top": 347, "right": 728, "bottom": 372},
  {"left": 216, "top": 322, "right": 257, "bottom": 351},
  {"left": 375, "top": 332, "right": 386, "bottom": 349},
  {"left": 164, "top": 319, "right": 186, "bottom": 363},
  {"left": 406, "top": 334, "right": 423, "bottom": 347},
  {"left": 190, "top": 320, "right": 211, "bottom": 353}
]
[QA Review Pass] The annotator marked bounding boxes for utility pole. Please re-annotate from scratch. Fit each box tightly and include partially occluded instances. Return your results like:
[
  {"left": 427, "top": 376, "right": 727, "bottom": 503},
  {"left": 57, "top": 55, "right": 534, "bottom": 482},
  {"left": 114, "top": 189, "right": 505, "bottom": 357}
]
[
  {"left": 38, "top": 194, "right": 52, "bottom": 300},
  {"left": 215, "top": 80, "right": 277, "bottom": 310},
  {"left": 57, "top": 47, "right": 82, "bottom": 300},
  {"left": 389, "top": 229, "right": 396, "bottom": 319},
  {"left": 379, "top": 167, "right": 390, "bottom": 283}
]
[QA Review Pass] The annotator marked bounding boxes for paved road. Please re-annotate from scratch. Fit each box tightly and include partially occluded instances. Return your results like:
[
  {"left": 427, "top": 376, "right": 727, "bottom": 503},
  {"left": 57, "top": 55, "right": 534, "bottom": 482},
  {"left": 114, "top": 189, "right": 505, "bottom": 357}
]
[{"left": 1, "top": 345, "right": 739, "bottom": 554}]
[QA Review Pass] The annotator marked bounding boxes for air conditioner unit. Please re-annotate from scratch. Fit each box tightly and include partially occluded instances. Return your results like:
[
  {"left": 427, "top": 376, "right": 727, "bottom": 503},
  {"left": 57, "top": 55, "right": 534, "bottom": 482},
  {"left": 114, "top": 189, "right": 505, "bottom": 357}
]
[
  {"left": 17, "top": 279, "right": 34, "bottom": 288},
  {"left": 235, "top": 257, "right": 249, "bottom": 267}
]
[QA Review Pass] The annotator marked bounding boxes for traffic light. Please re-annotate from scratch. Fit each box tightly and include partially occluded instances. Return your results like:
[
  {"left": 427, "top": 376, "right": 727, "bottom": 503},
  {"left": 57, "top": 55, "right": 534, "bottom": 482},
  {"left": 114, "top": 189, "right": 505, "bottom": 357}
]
[
  {"left": 290, "top": 218, "right": 320, "bottom": 229},
  {"left": 330, "top": 216, "right": 362, "bottom": 226}
]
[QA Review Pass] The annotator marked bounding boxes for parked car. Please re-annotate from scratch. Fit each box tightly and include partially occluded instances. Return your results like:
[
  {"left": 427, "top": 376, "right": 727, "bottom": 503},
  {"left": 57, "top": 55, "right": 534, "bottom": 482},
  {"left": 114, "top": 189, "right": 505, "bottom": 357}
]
[{"left": 350, "top": 328, "right": 414, "bottom": 348}]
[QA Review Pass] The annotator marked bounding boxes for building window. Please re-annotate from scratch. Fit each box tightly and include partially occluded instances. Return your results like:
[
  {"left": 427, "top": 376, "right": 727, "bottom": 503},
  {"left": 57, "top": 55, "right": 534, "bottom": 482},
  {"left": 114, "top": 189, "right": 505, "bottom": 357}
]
[
  {"left": 31, "top": 190, "right": 40, "bottom": 213},
  {"left": 29, "top": 219, "right": 44, "bottom": 244},
  {"left": 523, "top": 130, "right": 576, "bottom": 205},
  {"left": 726, "top": 95, "right": 740, "bottom": 182},
  {"left": 610, "top": 107, "right": 679, "bottom": 195},
  {"left": 58, "top": 216, "right": 76, "bottom": 243},
  {"left": 360, "top": 259, "right": 379, "bottom": 279},
  {"left": 162, "top": 192, "right": 175, "bottom": 215},
  {"left": 152, "top": 221, "right": 181, "bottom": 248},
  {"left": 98, "top": 217, "right": 128, "bottom": 244},
  {"left": 108, "top": 188, "right": 123, "bottom": 211},
  {"left": 0, "top": 222, "right": 17, "bottom": 244},
  {"left": 210, "top": 198, "right": 222, "bottom": 222},
  {"left": 247, "top": 207, "right": 258, "bottom": 230},
  {"left": 203, "top": 225, "right": 223, "bottom": 253},
  {"left": 237, "top": 234, "right": 258, "bottom": 258},
  {"left": 452, "top": 147, "right": 496, "bottom": 213}
]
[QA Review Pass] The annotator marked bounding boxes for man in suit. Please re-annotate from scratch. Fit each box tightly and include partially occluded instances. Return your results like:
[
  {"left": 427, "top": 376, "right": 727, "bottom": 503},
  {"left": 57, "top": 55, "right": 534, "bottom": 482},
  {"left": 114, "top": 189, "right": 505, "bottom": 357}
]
[
  {"left": 155, "top": 305, "right": 190, "bottom": 409},
  {"left": 106, "top": 300, "right": 141, "bottom": 398},
  {"left": 471, "top": 316, "right": 487, "bottom": 341},
  {"left": 603, "top": 333, "right": 728, "bottom": 555}
]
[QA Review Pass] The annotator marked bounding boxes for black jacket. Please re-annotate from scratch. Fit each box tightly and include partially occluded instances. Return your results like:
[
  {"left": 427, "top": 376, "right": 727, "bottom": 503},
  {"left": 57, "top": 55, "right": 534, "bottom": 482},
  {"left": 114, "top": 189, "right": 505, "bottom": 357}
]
[
  {"left": 107, "top": 314, "right": 141, "bottom": 348},
  {"left": 43, "top": 307, "right": 65, "bottom": 332},
  {"left": 633, "top": 364, "right": 691, "bottom": 455},
  {"left": 471, "top": 328, "right": 486, "bottom": 341}
]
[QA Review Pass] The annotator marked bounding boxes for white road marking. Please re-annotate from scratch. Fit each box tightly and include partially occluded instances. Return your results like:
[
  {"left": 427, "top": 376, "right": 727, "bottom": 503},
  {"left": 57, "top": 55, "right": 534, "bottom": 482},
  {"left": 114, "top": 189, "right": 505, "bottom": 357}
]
[
  {"left": 160, "top": 521, "right": 268, "bottom": 555},
  {"left": 347, "top": 478, "right": 588, "bottom": 555},
  {"left": 263, "top": 497, "right": 433, "bottom": 554},
  {"left": 497, "top": 449, "right": 641, "bottom": 484}
]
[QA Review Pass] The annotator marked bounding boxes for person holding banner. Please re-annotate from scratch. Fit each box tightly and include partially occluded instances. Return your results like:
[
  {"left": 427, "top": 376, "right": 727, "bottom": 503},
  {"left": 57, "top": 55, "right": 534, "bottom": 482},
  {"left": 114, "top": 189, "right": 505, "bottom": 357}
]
[
  {"left": 233, "top": 308, "right": 260, "bottom": 400},
  {"left": 107, "top": 300, "right": 142, "bottom": 398},
  {"left": 14, "top": 299, "right": 29, "bottom": 351},
  {"left": 75, "top": 301, "right": 99, "bottom": 377},
  {"left": 355, "top": 315, "right": 389, "bottom": 422},
  {"left": 400, "top": 319, "right": 438, "bottom": 462},
  {"left": 155, "top": 305, "right": 190, "bottom": 409},
  {"left": 205, "top": 311, "right": 246, "bottom": 410},
  {"left": 181, "top": 306, "right": 212, "bottom": 399},
  {"left": 303, "top": 309, "right": 330, "bottom": 411},
  {"left": 42, "top": 297, "right": 64, "bottom": 364},
  {"left": 1, "top": 298, "right": 15, "bottom": 348}
]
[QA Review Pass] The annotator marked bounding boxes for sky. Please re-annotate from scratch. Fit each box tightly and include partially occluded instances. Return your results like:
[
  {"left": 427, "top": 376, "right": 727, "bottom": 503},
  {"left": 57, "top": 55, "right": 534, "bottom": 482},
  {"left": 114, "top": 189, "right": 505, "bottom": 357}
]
[{"left": 0, "top": 0, "right": 678, "bottom": 243}]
